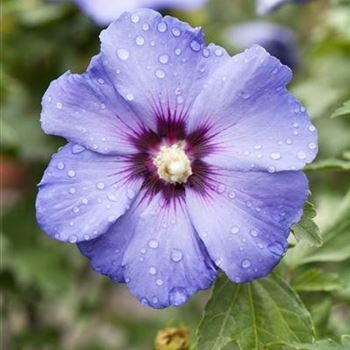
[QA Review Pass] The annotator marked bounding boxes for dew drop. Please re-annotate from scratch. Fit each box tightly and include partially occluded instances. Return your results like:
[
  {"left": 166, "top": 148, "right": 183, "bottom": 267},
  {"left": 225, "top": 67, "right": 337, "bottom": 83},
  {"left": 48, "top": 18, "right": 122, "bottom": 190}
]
[
  {"left": 309, "top": 125, "right": 316, "bottom": 132},
  {"left": 56, "top": 102, "right": 63, "bottom": 109},
  {"left": 190, "top": 40, "right": 201, "bottom": 52},
  {"left": 69, "top": 187, "right": 76, "bottom": 194},
  {"left": 97, "top": 78, "right": 105, "bottom": 84},
  {"left": 214, "top": 48, "right": 223, "bottom": 57},
  {"left": 72, "top": 144, "right": 85, "bottom": 154},
  {"left": 126, "top": 93, "right": 134, "bottom": 101},
  {"left": 169, "top": 287, "right": 188, "bottom": 306},
  {"left": 81, "top": 198, "right": 88, "bottom": 205},
  {"left": 254, "top": 144, "right": 262, "bottom": 150},
  {"left": 152, "top": 296, "right": 159, "bottom": 304},
  {"left": 250, "top": 229, "right": 258, "bottom": 237},
  {"left": 72, "top": 206, "right": 80, "bottom": 214},
  {"left": 228, "top": 191, "right": 236, "bottom": 199},
  {"left": 68, "top": 170, "right": 76, "bottom": 177},
  {"left": 131, "top": 13, "right": 140, "bottom": 23},
  {"left": 142, "top": 23, "right": 150, "bottom": 31},
  {"left": 268, "top": 241, "right": 285, "bottom": 256},
  {"left": 202, "top": 48, "right": 210, "bottom": 58},
  {"left": 69, "top": 235, "right": 78, "bottom": 243},
  {"left": 171, "top": 249, "right": 183, "bottom": 263},
  {"left": 216, "top": 184, "right": 226, "bottom": 194},
  {"left": 117, "top": 48, "right": 130, "bottom": 61},
  {"left": 297, "top": 151, "right": 306, "bottom": 160},
  {"left": 149, "top": 266, "right": 157, "bottom": 275},
  {"left": 157, "top": 21, "right": 167, "bottom": 33},
  {"left": 308, "top": 143, "right": 317, "bottom": 150},
  {"left": 156, "top": 279, "right": 164, "bottom": 286},
  {"left": 155, "top": 69, "right": 166, "bottom": 79},
  {"left": 148, "top": 239, "right": 159, "bottom": 249},
  {"left": 135, "top": 35, "right": 145, "bottom": 46},
  {"left": 230, "top": 226, "right": 240, "bottom": 234},
  {"left": 159, "top": 54, "right": 169, "bottom": 64},
  {"left": 140, "top": 298, "right": 148, "bottom": 306},
  {"left": 241, "top": 259, "right": 251, "bottom": 269},
  {"left": 107, "top": 193, "right": 118, "bottom": 202},
  {"left": 172, "top": 27, "right": 181, "bottom": 37},
  {"left": 176, "top": 95, "right": 184, "bottom": 104},
  {"left": 57, "top": 162, "right": 65, "bottom": 170},
  {"left": 270, "top": 152, "right": 281, "bottom": 160},
  {"left": 175, "top": 48, "right": 182, "bottom": 56},
  {"left": 96, "top": 182, "right": 105, "bottom": 190}
]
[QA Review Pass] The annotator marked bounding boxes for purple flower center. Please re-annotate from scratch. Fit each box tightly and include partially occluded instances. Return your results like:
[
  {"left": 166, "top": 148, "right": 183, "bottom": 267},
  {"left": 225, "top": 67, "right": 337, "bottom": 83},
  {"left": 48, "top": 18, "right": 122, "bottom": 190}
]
[{"left": 125, "top": 116, "right": 215, "bottom": 202}]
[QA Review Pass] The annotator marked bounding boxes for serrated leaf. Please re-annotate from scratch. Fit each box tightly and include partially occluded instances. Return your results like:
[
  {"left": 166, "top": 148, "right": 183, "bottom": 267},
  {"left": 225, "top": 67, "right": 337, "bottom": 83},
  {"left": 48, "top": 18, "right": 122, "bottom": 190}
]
[
  {"left": 195, "top": 274, "right": 314, "bottom": 350},
  {"left": 292, "top": 202, "right": 322, "bottom": 247},
  {"left": 331, "top": 100, "right": 350, "bottom": 118},
  {"left": 287, "top": 189, "right": 350, "bottom": 267},
  {"left": 305, "top": 159, "right": 350, "bottom": 172},
  {"left": 291, "top": 269, "right": 343, "bottom": 292}
]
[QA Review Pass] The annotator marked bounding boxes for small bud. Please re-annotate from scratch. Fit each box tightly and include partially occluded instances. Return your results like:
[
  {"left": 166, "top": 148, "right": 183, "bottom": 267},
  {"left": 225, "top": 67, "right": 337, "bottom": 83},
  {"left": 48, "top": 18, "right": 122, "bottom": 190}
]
[{"left": 155, "top": 326, "right": 190, "bottom": 350}]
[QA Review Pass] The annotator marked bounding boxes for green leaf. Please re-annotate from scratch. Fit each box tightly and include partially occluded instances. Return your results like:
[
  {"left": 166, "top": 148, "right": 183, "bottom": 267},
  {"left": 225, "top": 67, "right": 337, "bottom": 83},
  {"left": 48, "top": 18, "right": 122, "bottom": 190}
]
[
  {"left": 291, "top": 269, "right": 343, "bottom": 292},
  {"left": 291, "top": 202, "right": 322, "bottom": 247},
  {"left": 331, "top": 100, "right": 350, "bottom": 118},
  {"left": 195, "top": 274, "right": 314, "bottom": 350},
  {"left": 305, "top": 159, "right": 350, "bottom": 172},
  {"left": 268, "top": 336, "right": 350, "bottom": 349},
  {"left": 287, "top": 189, "right": 350, "bottom": 267}
]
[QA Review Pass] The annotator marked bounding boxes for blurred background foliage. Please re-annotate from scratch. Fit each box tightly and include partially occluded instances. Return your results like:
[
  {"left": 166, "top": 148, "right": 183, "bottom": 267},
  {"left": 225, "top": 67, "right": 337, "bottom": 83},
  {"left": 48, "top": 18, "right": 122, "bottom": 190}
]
[{"left": 1, "top": 0, "right": 350, "bottom": 349}]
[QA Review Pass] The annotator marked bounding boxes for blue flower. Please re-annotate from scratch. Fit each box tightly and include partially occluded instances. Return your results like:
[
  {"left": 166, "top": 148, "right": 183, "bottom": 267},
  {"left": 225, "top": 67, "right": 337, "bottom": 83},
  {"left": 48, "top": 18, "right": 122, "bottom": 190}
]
[
  {"left": 36, "top": 9, "right": 318, "bottom": 308},
  {"left": 256, "top": 0, "right": 312, "bottom": 15},
  {"left": 72, "top": 0, "right": 207, "bottom": 25},
  {"left": 228, "top": 21, "right": 299, "bottom": 69}
]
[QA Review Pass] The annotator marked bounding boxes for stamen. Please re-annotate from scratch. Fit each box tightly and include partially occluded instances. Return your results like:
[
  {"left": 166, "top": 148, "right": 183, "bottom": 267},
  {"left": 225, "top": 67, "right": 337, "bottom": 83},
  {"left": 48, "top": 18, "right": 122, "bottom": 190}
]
[{"left": 153, "top": 142, "right": 192, "bottom": 184}]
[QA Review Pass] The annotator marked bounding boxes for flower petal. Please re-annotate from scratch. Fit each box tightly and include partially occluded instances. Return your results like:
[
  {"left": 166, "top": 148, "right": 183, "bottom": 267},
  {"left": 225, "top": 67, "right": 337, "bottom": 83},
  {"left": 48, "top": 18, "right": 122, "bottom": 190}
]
[
  {"left": 188, "top": 45, "right": 317, "bottom": 173},
  {"left": 120, "top": 193, "right": 216, "bottom": 308},
  {"left": 73, "top": 0, "right": 207, "bottom": 26},
  {"left": 100, "top": 8, "right": 229, "bottom": 129},
  {"left": 186, "top": 170, "right": 308, "bottom": 283},
  {"left": 228, "top": 21, "right": 299, "bottom": 69},
  {"left": 36, "top": 143, "right": 142, "bottom": 243},
  {"left": 41, "top": 55, "right": 147, "bottom": 155}
]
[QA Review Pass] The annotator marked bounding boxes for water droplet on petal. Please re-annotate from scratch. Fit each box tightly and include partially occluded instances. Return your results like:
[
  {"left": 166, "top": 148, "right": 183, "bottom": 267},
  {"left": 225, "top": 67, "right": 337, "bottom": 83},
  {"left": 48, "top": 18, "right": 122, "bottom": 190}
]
[
  {"left": 148, "top": 239, "right": 159, "bottom": 249},
  {"left": 140, "top": 298, "right": 148, "bottom": 306},
  {"left": 172, "top": 27, "right": 181, "bottom": 36},
  {"left": 159, "top": 54, "right": 169, "bottom": 64},
  {"left": 149, "top": 266, "right": 157, "bottom": 275},
  {"left": 156, "top": 279, "right": 164, "bottom": 286},
  {"left": 214, "top": 48, "right": 223, "bottom": 57},
  {"left": 228, "top": 191, "right": 236, "bottom": 199},
  {"left": 68, "top": 170, "right": 76, "bottom": 177},
  {"left": 169, "top": 287, "right": 188, "bottom": 306},
  {"left": 268, "top": 241, "right": 285, "bottom": 256},
  {"left": 230, "top": 226, "right": 240, "bottom": 234},
  {"left": 57, "top": 162, "right": 65, "bottom": 170},
  {"left": 96, "top": 182, "right": 105, "bottom": 190},
  {"left": 107, "top": 193, "right": 118, "bottom": 202},
  {"left": 171, "top": 249, "right": 183, "bottom": 262},
  {"left": 126, "top": 93, "right": 134, "bottom": 101},
  {"left": 56, "top": 102, "right": 63, "bottom": 109},
  {"left": 202, "top": 48, "right": 210, "bottom": 57},
  {"left": 117, "top": 48, "right": 130, "bottom": 61},
  {"left": 69, "top": 235, "right": 78, "bottom": 243},
  {"left": 131, "top": 13, "right": 140, "bottom": 23},
  {"left": 308, "top": 143, "right": 317, "bottom": 150},
  {"left": 250, "top": 229, "right": 258, "bottom": 237},
  {"left": 72, "top": 144, "right": 85, "bottom": 154},
  {"left": 270, "top": 152, "right": 281, "bottom": 160},
  {"left": 241, "top": 259, "right": 251, "bottom": 269},
  {"left": 142, "top": 23, "right": 150, "bottom": 31},
  {"left": 309, "top": 125, "right": 316, "bottom": 132},
  {"left": 155, "top": 69, "right": 166, "bottom": 79},
  {"left": 157, "top": 21, "right": 167, "bottom": 32},
  {"left": 297, "top": 151, "right": 306, "bottom": 160},
  {"left": 190, "top": 40, "right": 201, "bottom": 52},
  {"left": 135, "top": 35, "right": 145, "bottom": 46},
  {"left": 152, "top": 296, "right": 159, "bottom": 304},
  {"left": 69, "top": 187, "right": 76, "bottom": 194}
]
